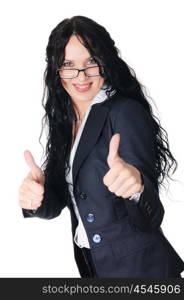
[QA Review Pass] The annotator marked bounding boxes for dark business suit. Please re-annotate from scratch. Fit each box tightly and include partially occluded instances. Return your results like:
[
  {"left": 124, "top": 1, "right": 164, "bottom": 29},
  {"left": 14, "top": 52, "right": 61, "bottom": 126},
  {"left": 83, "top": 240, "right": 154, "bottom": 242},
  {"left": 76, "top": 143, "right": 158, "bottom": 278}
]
[{"left": 22, "top": 92, "right": 184, "bottom": 278}]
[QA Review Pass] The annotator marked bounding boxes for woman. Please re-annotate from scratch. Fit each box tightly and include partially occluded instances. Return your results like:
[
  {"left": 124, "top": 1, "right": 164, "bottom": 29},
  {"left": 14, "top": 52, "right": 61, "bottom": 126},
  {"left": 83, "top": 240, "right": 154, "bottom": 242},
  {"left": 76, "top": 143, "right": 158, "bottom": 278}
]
[{"left": 19, "top": 16, "right": 184, "bottom": 278}]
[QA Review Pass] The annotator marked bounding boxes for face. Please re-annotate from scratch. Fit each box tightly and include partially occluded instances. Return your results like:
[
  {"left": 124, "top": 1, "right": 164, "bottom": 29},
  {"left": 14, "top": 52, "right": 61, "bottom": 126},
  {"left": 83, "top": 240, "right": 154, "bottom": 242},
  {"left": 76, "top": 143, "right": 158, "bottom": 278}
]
[{"left": 60, "top": 35, "right": 104, "bottom": 104}]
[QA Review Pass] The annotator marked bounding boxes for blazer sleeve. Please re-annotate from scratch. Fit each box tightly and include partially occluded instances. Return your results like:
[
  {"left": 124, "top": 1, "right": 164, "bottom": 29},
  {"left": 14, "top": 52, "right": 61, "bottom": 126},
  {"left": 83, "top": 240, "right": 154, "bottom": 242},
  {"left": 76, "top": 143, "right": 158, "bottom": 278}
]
[
  {"left": 113, "top": 98, "right": 165, "bottom": 231},
  {"left": 22, "top": 171, "right": 68, "bottom": 220}
]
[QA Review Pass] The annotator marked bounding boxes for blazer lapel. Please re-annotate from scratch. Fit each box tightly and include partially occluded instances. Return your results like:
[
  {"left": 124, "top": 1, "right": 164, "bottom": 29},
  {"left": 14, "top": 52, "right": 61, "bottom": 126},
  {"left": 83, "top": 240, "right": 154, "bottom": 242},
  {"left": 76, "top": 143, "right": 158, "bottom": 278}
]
[{"left": 72, "top": 104, "right": 109, "bottom": 188}]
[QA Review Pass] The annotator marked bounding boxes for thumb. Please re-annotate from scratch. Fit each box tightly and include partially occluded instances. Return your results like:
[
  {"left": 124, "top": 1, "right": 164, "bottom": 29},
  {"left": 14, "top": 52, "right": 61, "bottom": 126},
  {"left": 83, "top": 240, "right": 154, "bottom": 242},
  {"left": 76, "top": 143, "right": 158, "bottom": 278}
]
[
  {"left": 24, "top": 150, "right": 44, "bottom": 184},
  {"left": 107, "top": 133, "right": 121, "bottom": 168}
]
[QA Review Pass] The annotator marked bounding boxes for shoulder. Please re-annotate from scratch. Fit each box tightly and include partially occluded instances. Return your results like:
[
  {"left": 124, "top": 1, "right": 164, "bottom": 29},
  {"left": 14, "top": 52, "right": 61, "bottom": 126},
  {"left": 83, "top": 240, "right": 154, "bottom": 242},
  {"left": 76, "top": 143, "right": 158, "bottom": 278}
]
[
  {"left": 104, "top": 92, "right": 147, "bottom": 114},
  {"left": 102, "top": 92, "right": 154, "bottom": 129}
]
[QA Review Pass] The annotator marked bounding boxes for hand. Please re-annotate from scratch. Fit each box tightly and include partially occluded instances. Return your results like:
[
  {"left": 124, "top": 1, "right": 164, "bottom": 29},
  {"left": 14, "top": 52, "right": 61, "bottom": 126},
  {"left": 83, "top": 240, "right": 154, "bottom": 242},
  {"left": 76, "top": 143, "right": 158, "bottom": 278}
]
[
  {"left": 103, "top": 134, "right": 143, "bottom": 198},
  {"left": 18, "top": 150, "right": 45, "bottom": 210}
]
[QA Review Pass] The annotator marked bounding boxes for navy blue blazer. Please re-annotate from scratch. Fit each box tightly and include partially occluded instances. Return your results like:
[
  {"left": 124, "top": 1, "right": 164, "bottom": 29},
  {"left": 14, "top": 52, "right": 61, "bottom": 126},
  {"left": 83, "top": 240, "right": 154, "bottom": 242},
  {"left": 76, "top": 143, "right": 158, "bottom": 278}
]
[{"left": 23, "top": 92, "right": 184, "bottom": 278}]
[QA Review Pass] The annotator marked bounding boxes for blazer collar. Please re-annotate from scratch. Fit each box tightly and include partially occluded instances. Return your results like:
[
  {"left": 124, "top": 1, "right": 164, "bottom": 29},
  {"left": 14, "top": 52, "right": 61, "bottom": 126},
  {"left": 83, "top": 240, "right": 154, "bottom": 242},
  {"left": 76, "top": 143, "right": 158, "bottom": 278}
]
[{"left": 72, "top": 102, "right": 109, "bottom": 188}]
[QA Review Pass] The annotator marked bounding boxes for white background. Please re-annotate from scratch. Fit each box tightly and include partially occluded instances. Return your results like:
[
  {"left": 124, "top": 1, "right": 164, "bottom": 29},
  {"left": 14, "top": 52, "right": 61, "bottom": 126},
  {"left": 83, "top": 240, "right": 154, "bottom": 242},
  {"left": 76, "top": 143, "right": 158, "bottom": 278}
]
[{"left": 0, "top": 0, "right": 183, "bottom": 277}]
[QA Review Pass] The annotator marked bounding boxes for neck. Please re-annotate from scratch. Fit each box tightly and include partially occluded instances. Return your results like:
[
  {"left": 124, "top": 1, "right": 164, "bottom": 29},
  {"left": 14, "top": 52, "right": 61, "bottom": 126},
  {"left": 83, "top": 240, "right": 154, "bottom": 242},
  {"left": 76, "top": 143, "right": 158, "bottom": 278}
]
[{"left": 73, "top": 100, "right": 92, "bottom": 122}]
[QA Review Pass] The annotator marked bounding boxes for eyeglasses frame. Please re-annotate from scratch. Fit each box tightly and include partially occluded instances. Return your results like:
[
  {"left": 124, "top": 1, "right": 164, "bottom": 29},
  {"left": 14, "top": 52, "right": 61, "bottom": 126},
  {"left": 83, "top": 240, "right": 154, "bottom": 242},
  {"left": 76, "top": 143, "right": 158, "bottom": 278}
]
[{"left": 56, "top": 65, "right": 104, "bottom": 79}]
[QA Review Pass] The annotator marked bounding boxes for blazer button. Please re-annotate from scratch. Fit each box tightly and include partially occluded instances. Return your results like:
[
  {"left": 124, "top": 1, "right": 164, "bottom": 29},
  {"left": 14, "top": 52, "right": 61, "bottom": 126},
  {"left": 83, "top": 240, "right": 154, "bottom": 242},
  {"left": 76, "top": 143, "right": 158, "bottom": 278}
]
[
  {"left": 87, "top": 213, "right": 95, "bottom": 223},
  {"left": 93, "top": 234, "right": 101, "bottom": 243},
  {"left": 79, "top": 192, "right": 87, "bottom": 200}
]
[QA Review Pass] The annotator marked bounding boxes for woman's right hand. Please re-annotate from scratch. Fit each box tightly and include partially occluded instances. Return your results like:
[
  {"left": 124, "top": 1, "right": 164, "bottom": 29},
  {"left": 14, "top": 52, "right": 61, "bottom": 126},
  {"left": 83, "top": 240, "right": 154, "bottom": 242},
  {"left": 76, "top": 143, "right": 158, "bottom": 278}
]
[{"left": 18, "top": 150, "right": 45, "bottom": 210}]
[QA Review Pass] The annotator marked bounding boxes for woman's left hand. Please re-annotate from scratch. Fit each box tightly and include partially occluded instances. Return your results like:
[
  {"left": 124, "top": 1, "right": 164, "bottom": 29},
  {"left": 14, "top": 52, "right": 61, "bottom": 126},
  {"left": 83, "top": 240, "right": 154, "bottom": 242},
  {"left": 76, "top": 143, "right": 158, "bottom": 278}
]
[{"left": 103, "top": 134, "right": 143, "bottom": 198}]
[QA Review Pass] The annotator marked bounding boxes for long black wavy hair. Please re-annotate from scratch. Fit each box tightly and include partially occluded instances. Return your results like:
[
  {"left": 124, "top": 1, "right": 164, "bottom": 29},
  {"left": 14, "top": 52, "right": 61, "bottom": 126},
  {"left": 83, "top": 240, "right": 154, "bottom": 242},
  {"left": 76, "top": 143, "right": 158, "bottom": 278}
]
[{"left": 39, "top": 15, "right": 177, "bottom": 192}]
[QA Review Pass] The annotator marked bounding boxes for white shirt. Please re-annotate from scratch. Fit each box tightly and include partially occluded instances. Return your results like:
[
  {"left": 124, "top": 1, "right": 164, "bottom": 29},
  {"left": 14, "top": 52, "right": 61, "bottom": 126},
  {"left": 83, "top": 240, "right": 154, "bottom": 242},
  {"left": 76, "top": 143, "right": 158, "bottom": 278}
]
[{"left": 65, "top": 88, "right": 144, "bottom": 249}]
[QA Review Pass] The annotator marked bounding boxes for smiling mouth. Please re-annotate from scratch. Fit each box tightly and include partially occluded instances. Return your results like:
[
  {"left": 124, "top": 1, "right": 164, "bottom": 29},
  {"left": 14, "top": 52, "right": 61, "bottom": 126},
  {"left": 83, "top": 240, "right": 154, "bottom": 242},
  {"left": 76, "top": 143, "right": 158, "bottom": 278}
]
[{"left": 73, "top": 83, "right": 93, "bottom": 93}]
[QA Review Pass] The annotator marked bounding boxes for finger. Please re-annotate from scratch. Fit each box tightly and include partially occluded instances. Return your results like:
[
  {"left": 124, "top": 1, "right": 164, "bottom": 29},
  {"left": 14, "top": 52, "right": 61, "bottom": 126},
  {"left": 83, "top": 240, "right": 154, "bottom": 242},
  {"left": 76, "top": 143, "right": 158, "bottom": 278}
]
[
  {"left": 22, "top": 177, "right": 44, "bottom": 196},
  {"left": 19, "top": 196, "right": 41, "bottom": 210},
  {"left": 107, "top": 134, "right": 122, "bottom": 168},
  {"left": 107, "top": 172, "right": 131, "bottom": 193},
  {"left": 24, "top": 150, "right": 43, "bottom": 182},
  {"left": 26, "top": 170, "right": 45, "bottom": 185},
  {"left": 103, "top": 162, "right": 127, "bottom": 186},
  {"left": 116, "top": 183, "right": 142, "bottom": 198},
  {"left": 18, "top": 185, "right": 43, "bottom": 209},
  {"left": 19, "top": 186, "right": 43, "bottom": 202},
  {"left": 115, "top": 180, "right": 140, "bottom": 198}
]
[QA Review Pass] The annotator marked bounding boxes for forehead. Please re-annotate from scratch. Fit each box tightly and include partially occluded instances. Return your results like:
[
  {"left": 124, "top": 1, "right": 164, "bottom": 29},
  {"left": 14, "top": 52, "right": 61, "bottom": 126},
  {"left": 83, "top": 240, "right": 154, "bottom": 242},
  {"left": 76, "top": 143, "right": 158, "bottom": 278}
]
[{"left": 64, "top": 35, "right": 91, "bottom": 60}]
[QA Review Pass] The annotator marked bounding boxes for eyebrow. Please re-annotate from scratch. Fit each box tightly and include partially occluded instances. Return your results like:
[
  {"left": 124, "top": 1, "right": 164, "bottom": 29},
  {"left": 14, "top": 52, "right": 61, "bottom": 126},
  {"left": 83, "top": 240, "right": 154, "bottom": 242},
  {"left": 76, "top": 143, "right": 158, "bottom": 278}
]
[{"left": 64, "top": 56, "right": 93, "bottom": 62}]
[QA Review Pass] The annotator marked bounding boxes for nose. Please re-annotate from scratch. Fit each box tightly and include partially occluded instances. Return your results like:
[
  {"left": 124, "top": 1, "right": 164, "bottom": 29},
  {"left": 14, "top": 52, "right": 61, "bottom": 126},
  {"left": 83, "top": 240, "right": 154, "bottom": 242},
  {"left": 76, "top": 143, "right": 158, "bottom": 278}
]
[{"left": 77, "top": 69, "right": 88, "bottom": 82}]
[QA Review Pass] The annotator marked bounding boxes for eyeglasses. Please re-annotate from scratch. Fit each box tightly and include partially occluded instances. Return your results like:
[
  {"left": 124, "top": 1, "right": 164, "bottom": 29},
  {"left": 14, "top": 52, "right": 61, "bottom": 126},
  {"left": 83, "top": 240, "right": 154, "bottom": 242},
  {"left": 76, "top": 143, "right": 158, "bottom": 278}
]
[{"left": 56, "top": 65, "right": 104, "bottom": 79}]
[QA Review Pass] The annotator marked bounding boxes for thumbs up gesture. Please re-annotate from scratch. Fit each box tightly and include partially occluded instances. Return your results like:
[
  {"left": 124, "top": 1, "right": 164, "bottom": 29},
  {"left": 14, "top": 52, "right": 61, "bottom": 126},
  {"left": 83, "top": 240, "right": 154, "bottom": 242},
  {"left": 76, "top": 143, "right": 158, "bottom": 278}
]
[
  {"left": 18, "top": 150, "right": 45, "bottom": 210},
  {"left": 103, "top": 134, "right": 143, "bottom": 198}
]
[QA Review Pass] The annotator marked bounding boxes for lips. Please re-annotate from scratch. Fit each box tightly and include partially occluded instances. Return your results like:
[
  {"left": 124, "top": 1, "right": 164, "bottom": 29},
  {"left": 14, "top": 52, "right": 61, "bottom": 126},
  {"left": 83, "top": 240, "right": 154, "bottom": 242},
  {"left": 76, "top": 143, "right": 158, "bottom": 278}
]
[{"left": 73, "top": 83, "right": 92, "bottom": 93}]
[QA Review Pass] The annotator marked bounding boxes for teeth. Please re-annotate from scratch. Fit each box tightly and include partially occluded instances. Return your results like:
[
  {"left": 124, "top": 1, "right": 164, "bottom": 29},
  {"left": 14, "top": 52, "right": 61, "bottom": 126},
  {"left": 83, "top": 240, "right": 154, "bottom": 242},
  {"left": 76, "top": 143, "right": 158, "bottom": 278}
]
[{"left": 76, "top": 85, "right": 90, "bottom": 88}]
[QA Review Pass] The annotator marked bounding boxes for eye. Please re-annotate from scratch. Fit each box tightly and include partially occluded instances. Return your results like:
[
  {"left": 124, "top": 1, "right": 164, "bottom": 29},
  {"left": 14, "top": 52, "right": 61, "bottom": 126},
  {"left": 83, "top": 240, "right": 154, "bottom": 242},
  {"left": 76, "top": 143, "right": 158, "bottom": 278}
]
[
  {"left": 87, "top": 57, "right": 97, "bottom": 65},
  {"left": 62, "top": 61, "right": 73, "bottom": 67}
]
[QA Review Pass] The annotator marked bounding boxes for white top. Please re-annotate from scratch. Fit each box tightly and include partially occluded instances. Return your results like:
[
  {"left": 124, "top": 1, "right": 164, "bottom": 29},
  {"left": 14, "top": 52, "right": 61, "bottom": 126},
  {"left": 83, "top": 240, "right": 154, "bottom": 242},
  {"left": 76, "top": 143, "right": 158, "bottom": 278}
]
[{"left": 65, "top": 88, "right": 144, "bottom": 249}]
